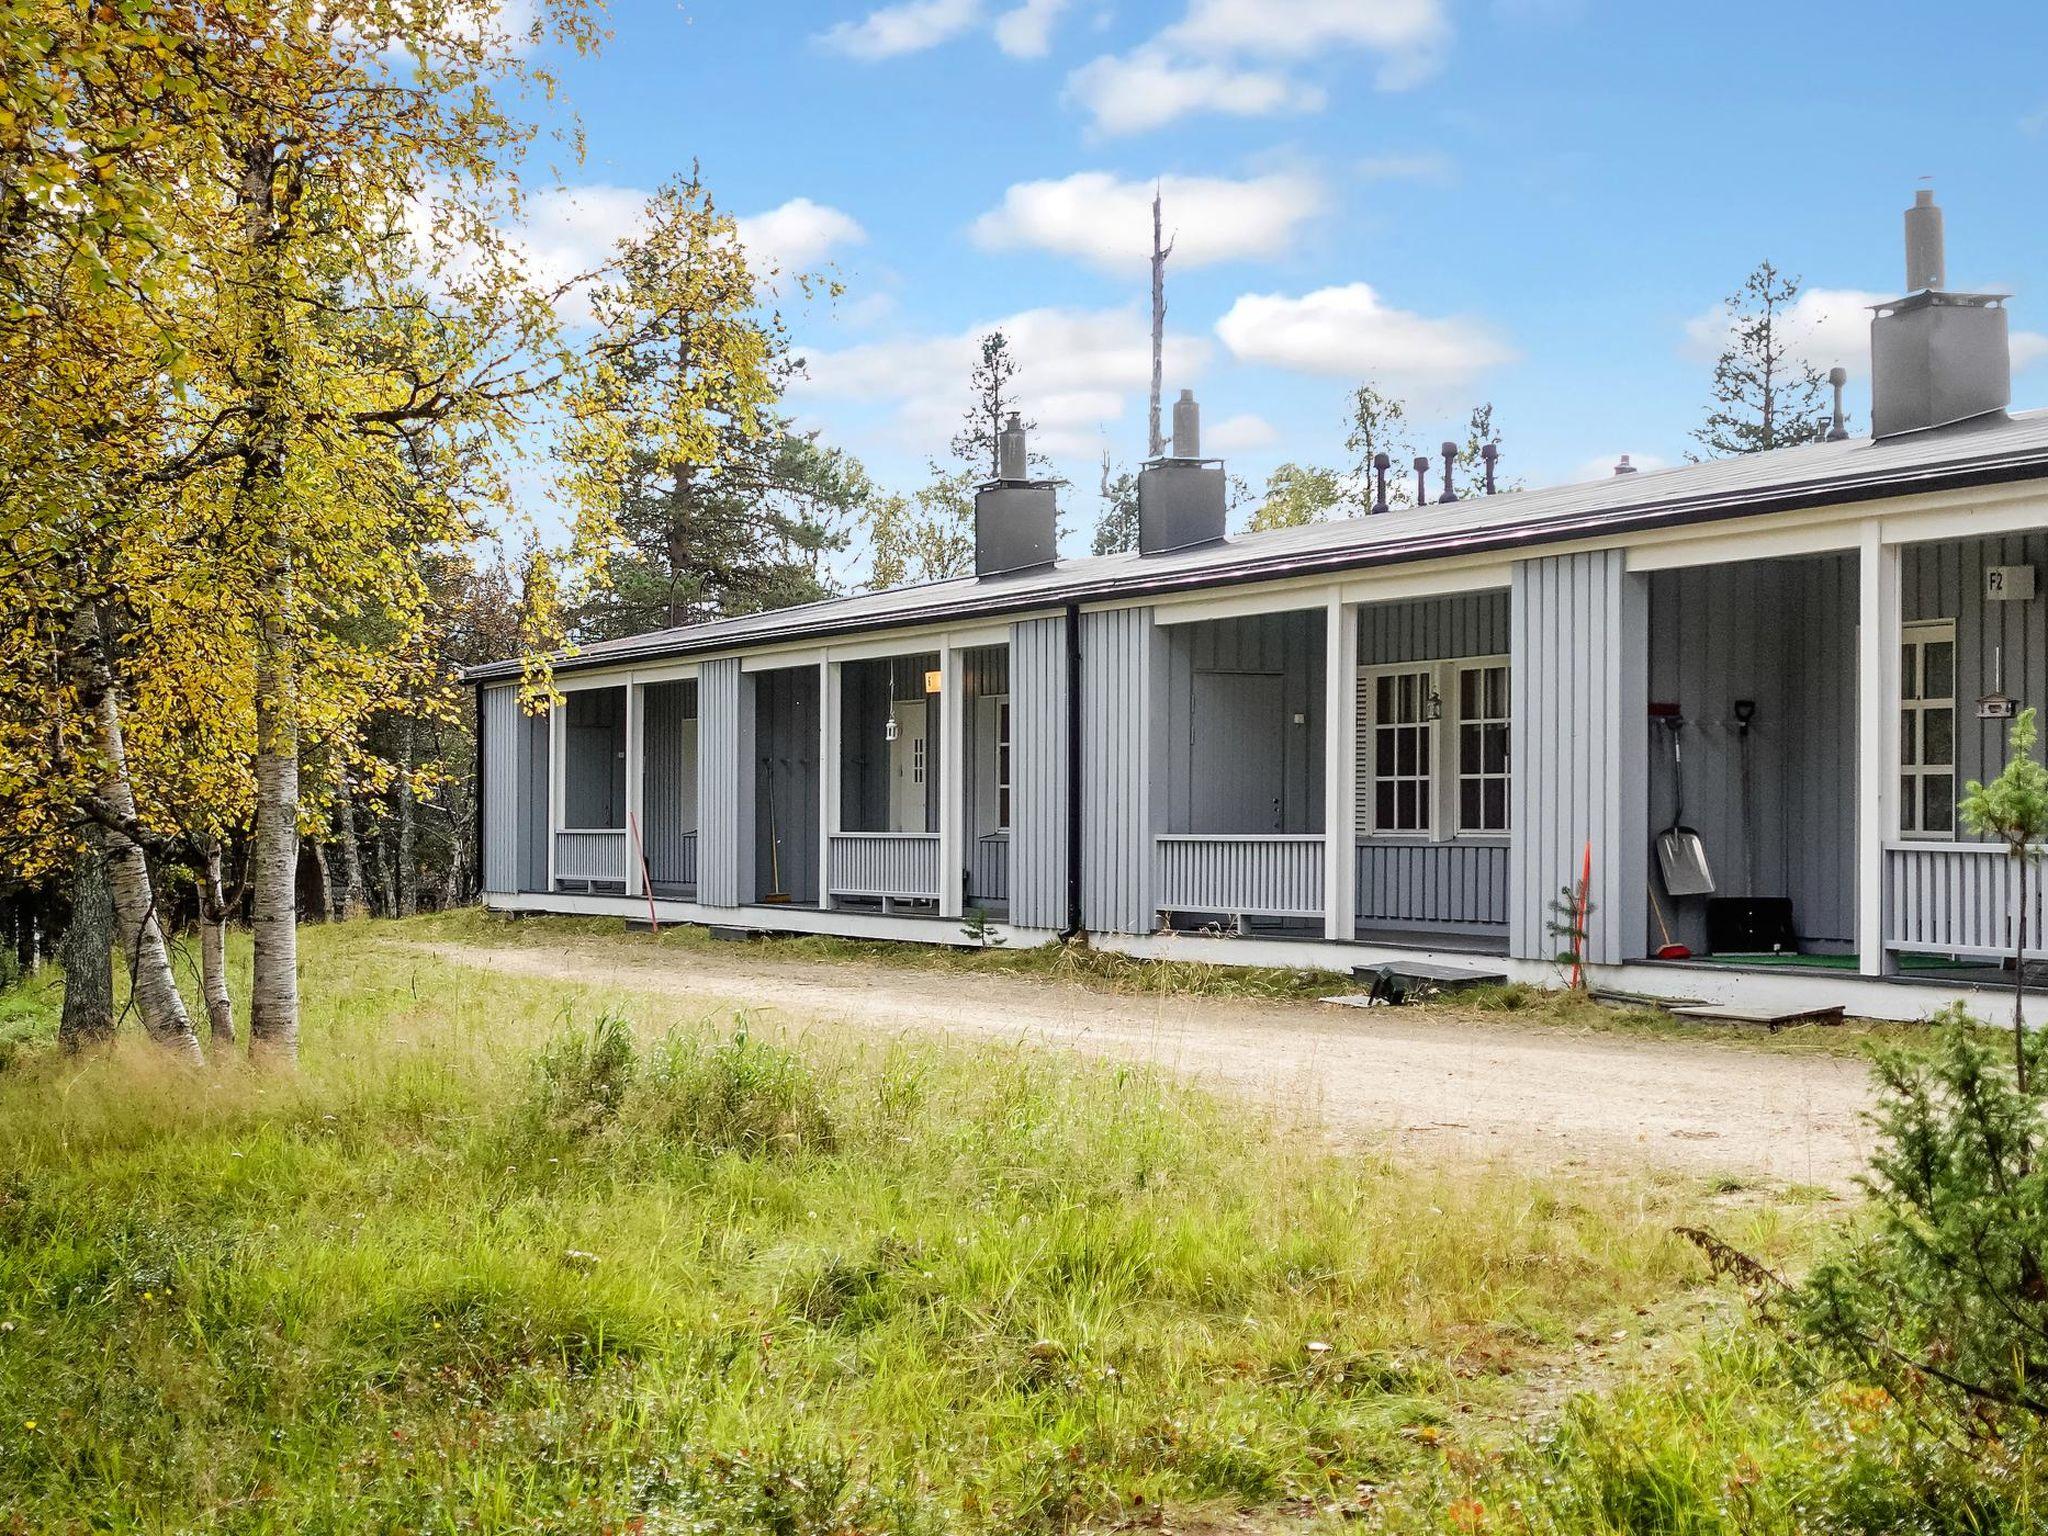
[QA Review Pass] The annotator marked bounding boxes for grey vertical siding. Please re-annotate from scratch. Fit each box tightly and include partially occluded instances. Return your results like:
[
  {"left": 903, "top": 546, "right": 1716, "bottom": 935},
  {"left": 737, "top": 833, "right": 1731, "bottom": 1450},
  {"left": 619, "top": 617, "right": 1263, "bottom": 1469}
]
[
  {"left": 481, "top": 685, "right": 520, "bottom": 894},
  {"left": 751, "top": 667, "right": 821, "bottom": 904},
  {"left": 519, "top": 706, "right": 549, "bottom": 892},
  {"left": 1510, "top": 549, "right": 1648, "bottom": 965},
  {"left": 1081, "top": 606, "right": 1159, "bottom": 934},
  {"left": 696, "top": 657, "right": 743, "bottom": 907},
  {"left": 642, "top": 679, "right": 698, "bottom": 891},
  {"left": 1159, "top": 610, "right": 1325, "bottom": 834},
  {"left": 1008, "top": 615, "right": 1068, "bottom": 930},
  {"left": 1358, "top": 589, "right": 1510, "bottom": 664},
  {"left": 1903, "top": 531, "right": 2048, "bottom": 795}
]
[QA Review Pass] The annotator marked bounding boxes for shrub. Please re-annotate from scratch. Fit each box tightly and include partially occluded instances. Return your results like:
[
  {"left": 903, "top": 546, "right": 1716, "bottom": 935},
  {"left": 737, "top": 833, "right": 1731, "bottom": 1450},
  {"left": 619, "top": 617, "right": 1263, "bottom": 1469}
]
[
  {"left": 1788, "top": 1006, "right": 2048, "bottom": 1426},
  {"left": 528, "top": 1013, "right": 638, "bottom": 1137},
  {"left": 637, "top": 1025, "right": 836, "bottom": 1157}
]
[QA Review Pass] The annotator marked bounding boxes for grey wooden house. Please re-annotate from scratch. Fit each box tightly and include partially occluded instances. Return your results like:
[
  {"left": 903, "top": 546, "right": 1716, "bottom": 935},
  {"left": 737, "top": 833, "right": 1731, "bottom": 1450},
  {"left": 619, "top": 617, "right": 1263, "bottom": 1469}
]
[{"left": 470, "top": 193, "right": 2048, "bottom": 1022}]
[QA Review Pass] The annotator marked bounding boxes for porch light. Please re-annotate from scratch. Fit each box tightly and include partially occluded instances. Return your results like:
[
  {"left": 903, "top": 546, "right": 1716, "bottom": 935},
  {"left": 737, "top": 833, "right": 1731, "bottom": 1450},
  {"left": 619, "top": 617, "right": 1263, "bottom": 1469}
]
[
  {"left": 923, "top": 669, "right": 942, "bottom": 694},
  {"left": 884, "top": 712, "right": 901, "bottom": 743},
  {"left": 1426, "top": 689, "right": 1444, "bottom": 721}
]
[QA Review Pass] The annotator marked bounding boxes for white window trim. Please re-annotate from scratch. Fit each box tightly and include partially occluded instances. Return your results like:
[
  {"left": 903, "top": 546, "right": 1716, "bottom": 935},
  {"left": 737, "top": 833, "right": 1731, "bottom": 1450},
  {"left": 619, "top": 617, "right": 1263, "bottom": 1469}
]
[
  {"left": 1899, "top": 619, "right": 1957, "bottom": 842},
  {"left": 1356, "top": 655, "right": 1511, "bottom": 844},
  {"left": 994, "top": 695, "right": 1012, "bottom": 833},
  {"left": 1451, "top": 656, "right": 1513, "bottom": 838}
]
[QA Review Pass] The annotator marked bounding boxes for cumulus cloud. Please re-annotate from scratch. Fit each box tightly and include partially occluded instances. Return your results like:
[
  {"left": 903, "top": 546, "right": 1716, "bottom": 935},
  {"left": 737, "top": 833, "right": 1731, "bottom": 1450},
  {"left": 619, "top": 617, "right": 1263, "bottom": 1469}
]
[
  {"left": 993, "top": 0, "right": 1069, "bottom": 57},
  {"left": 735, "top": 198, "right": 866, "bottom": 272},
  {"left": 1684, "top": 284, "right": 2048, "bottom": 381},
  {"left": 818, "top": 0, "right": 981, "bottom": 60},
  {"left": 1165, "top": 0, "right": 1447, "bottom": 58},
  {"left": 793, "top": 306, "right": 1210, "bottom": 457},
  {"left": 1215, "top": 282, "right": 1516, "bottom": 386},
  {"left": 969, "top": 170, "right": 1322, "bottom": 270},
  {"left": 1206, "top": 412, "right": 1280, "bottom": 452},
  {"left": 1066, "top": 47, "right": 1324, "bottom": 135}
]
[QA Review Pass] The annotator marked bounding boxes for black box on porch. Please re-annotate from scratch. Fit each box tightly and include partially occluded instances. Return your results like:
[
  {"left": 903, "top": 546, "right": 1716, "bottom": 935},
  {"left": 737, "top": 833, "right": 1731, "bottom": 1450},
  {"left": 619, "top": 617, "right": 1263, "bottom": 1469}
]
[{"left": 1705, "top": 897, "right": 1799, "bottom": 956}]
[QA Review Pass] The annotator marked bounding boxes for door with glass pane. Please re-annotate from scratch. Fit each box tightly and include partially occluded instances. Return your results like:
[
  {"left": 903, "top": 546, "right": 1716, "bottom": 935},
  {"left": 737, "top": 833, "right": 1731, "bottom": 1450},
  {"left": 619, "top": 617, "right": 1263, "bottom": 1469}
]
[{"left": 1899, "top": 621, "right": 1955, "bottom": 838}]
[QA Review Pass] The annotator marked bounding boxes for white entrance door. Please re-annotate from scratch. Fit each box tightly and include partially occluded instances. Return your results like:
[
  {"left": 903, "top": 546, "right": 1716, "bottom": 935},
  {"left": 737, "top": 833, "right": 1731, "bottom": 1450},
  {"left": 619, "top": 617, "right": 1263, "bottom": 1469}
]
[{"left": 890, "top": 699, "right": 929, "bottom": 831}]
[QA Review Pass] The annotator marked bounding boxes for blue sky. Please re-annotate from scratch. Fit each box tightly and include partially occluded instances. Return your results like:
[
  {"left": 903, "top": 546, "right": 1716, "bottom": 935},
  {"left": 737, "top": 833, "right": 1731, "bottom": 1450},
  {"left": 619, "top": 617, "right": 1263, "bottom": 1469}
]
[{"left": 519, "top": 0, "right": 2048, "bottom": 549}]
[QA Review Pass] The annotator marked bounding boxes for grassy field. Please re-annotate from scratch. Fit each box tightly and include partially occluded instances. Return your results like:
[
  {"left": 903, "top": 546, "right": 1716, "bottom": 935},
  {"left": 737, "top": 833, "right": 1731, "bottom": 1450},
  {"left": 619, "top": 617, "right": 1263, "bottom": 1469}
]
[{"left": 0, "top": 916, "right": 2023, "bottom": 1532}]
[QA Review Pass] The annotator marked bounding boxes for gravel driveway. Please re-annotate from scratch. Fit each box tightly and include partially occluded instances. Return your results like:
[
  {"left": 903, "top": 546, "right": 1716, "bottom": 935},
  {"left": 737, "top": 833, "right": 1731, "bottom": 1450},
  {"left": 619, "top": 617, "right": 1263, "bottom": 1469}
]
[{"left": 419, "top": 935, "right": 1875, "bottom": 1191}]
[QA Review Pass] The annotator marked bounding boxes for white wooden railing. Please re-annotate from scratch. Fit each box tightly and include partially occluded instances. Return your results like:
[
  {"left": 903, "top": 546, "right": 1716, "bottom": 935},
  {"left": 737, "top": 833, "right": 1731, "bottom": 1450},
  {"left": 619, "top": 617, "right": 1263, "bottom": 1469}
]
[
  {"left": 1355, "top": 839, "right": 1510, "bottom": 929},
  {"left": 1886, "top": 841, "right": 2048, "bottom": 957},
  {"left": 971, "top": 834, "right": 1009, "bottom": 904},
  {"left": 828, "top": 832, "right": 942, "bottom": 900},
  {"left": 1155, "top": 834, "right": 1325, "bottom": 919},
  {"left": 556, "top": 829, "right": 628, "bottom": 887}
]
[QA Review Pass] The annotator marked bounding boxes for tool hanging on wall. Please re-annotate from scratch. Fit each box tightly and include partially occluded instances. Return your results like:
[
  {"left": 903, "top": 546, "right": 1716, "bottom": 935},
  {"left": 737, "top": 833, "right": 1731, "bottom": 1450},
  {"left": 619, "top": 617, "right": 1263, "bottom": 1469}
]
[
  {"left": 1655, "top": 715, "right": 1716, "bottom": 897},
  {"left": 1732, "top": 699, "right": 1757, "bottom": 897}
]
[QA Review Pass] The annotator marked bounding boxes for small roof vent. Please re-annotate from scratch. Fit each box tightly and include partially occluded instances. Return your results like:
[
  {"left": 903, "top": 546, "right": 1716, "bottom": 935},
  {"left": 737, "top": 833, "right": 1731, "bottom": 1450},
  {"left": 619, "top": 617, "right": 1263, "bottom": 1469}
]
[{"left": 1613, "top": 455, "right": 1639, "bottom": 476}]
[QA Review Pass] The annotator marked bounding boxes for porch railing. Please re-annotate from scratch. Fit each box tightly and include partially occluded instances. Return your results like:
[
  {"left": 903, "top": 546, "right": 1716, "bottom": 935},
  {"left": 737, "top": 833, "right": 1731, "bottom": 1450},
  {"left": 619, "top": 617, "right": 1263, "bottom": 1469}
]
[
  {"left": 970, "top": 834, "right": 1009, "bottom": 905},
  {"left": 1155, "top": 834, "right": 1325, "bottom": 919},
  {"left": 828, "top": 832, "right": 941, "bottom": 900},
  {"left": 646, "top": 828, "right": 697, "bottom": 892},
  {"left": 1355, "top": 839, "right": 1510, "bottom": 930},
  {"left": 1885, "top": 841, "right": 2048, "bottom": 957},
  {"left": 556, "top": 829, "right": 628, "bottom": 887}
]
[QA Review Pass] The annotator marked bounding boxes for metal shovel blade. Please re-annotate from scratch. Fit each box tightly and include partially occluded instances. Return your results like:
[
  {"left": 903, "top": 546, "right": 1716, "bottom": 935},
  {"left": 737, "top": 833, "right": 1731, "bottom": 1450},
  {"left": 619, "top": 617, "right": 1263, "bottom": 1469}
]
[{"left": 1657, "top": 828, "right": 1716, "bottom": 897}]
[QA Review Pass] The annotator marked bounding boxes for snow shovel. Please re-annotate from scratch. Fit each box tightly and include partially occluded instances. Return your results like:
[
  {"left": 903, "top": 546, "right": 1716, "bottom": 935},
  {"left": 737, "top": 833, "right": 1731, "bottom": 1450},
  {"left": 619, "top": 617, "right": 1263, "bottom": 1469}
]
[{"left": 1655, "top": 717, "right": 1715, "bottom": 898}]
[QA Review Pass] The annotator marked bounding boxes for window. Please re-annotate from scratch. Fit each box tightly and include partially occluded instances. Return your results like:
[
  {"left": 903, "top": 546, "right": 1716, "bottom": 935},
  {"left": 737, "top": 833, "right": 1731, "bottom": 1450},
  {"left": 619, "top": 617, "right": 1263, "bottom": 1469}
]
[
  {"left": 1900, "top": 620, "right": 1955, "bottom": 838},
  {"left": 912, "top": 735, "right": 926, "bottom": 785},
  {"left": 1367, "top": 667, "right": 1436, "bottom": 833},
  {"left": 1358, "top": 657, "right": 1511, "bottom": 839},
  {"left": 996, "top": 699, "right": 1012, "bottom": 830},
  {"left": 1456, "top": 662, "right": 1511, "bottom": 833}
]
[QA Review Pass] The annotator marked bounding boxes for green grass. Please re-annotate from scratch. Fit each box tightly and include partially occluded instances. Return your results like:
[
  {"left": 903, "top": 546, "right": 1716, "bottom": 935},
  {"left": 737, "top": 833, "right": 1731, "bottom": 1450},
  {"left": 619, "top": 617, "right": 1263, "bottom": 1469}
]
[{"left": 0, "top": 914, "right": 2021, "bottom": 1533}]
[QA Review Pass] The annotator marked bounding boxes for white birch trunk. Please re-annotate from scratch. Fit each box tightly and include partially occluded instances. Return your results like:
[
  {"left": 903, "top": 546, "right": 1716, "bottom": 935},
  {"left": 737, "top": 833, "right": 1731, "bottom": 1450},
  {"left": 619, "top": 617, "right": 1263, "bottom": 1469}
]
[
  {"left": 249, "top": 603, "right": 300, "bottom": 1061},
  {"left": 198, "top": 837, "right": 235, "bottom": 1054},
  {"left": 336, "top": 790, "right": 370, "bottom": 920}
]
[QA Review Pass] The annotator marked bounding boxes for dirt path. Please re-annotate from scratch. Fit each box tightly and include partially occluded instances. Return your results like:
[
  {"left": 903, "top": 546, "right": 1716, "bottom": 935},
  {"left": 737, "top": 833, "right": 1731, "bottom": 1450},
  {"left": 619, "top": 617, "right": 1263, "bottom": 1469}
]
[{"left": 415, "top": 937, "right": 1874, "bottom": 1190}]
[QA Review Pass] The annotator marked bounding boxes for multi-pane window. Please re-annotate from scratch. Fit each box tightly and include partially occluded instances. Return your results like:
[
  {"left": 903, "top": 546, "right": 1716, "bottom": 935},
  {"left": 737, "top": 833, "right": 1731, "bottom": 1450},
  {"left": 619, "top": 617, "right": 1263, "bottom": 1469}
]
[
  {"left": 1457, "top": 663, "right": 1511, "bottom": 834},
  {"left": 1369, "top": 668, "right": 1436, "bottom": 833},
  {"left": 912, "top": 736, "right": 927, "bottom": 785},
  {"left": 1900, "top": 621, "right": 1956, "bottom": 838},
  {"left": 996, "top": 700, "right": 1012, "bottom": 830}
]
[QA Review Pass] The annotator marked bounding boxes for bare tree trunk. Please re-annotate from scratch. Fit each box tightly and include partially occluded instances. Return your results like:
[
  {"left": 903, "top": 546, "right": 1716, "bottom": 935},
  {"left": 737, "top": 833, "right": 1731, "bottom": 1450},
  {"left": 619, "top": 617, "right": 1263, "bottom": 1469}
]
[
  {"left": 395, "top": 714, "right": 418, "bottom": 919},
  {"left": 375, "top": 826, "right": 397, "bottom": 919},
  {"left": 249, "top": 596, "right": 300, "bottom": 1061},
  {"left": 90, "top": 673, "right": 203, "bottom": 1062},
  {"left": 1147, "top": 185, "right": 1172, "bottom": 460},
  {"left": 306, "top": 838, "right": 333, "bottom": 923},
  {"left": 335, "top": 790, "right": 370, "bottom": 920},
  {"left": 198, "top": 836, "right": 235, "bottom": 1055},
  {"left": 2017, "top": 856, "right": 2030, "bottom": 1094},
  {"left": 58, "top": 851, "right": 115, "bottom": 1050}
]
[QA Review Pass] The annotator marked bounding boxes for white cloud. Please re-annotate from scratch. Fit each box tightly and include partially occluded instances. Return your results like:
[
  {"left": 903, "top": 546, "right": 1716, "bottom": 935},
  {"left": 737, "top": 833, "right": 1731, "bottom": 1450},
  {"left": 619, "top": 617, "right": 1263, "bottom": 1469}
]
[
  {"left": 793, "top": 306, "right": 1210, "bottom": 457},
  {"left": 1206, "top": 412, "right": 1279, "bottom": 452},
  {"left": 970, "top": 170, "right": 1322, "bottom": 270},
  {"left": 1573, "top": 451, "right": 1669, "bottom": 483},
  {"left": 1066, "top": 46, "right": 1324, "bottom": 135},
  {"left": 735, "top": 198, "right": 866, "bottom": 272},
  {"left": 1215, "top": 282, "right": 1516, "bottom": 386},
  {"left": 993, "top": 0, "right": 1069, "bottom": 57},
  {"left": 818, "top": 0, "right": 981, "bottom": 60},
  {"left": 1165, "top": 0, "right": 1447, "bottom": 58},
  {"left": 1680, "top": 285, "right": 1885, "bottom": 373},
  {"left": 2012, "top": 332, "right": 2048, "bottom": 372}
]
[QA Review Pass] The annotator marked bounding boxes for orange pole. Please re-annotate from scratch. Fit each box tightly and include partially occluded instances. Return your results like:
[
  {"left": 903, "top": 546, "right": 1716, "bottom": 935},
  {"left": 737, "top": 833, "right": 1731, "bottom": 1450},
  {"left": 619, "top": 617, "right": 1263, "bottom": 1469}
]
[
  {"left": 1573, "top": 840, "right": 1593, "bottom": 988},
  {"left": 627, "top": 811, "right": 659, "bottom": 934}
]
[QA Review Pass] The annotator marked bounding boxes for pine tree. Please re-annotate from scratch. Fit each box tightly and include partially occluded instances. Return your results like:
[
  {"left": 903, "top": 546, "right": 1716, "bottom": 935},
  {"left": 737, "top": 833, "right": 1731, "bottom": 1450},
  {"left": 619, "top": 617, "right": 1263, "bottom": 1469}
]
[{"left": 1691, "top": 261, "right": 1831, "bottom": 458}]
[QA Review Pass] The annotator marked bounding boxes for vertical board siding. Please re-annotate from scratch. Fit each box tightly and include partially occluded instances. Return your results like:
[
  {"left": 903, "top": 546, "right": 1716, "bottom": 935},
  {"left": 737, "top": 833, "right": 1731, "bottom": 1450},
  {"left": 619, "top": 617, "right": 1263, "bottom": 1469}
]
[
  {"left": 1159, "top": 610, "right": 1326, "bottom": 834},
  {"left": 1354, "top": 842, "right": 1509, "bottom": 927},
  {"left": 1155, "top": 836, "right": 1324, "bottom": 917},
  {"left": 827, "top": 833, "right": 942, "bottom": 899},
  {"left": 1357, "top": 590, "right": 1511, "bottom": 664},
  {"left": 1904, "top": 532, "right": 2048, "bottom": 797},
  {"left": 1511, "top": 549, "right": 1647, "bottom": 964},
  {"left": 971, "top": 836, "right": 1009, "bottom": 904},
  {"left": 555, "top": 830, "right": 627, "bottom": 884},
  {"left": 1008, "top": 615, "right": 1069, "bottom": 930},
  {"left": 1644, "top": 554, "right": 1857, "bottom": 950},
  {"left": 696, "top": 657, "right": 743, "bottom": 907},
  {"left": 752, "top": 667, "right": 822, "bottom": 904},
  {"left": 1886, "top": 843, "right": 2047, "bottom": 955},
  {"left": 642, "top": 680, "right": 698, "bottom": 890},
  {"left": 481, "top": 685, "right": 520, "bottom": 894},
  {"left": 1081, "top": 607, "right": 1157, "bottom": 934}
]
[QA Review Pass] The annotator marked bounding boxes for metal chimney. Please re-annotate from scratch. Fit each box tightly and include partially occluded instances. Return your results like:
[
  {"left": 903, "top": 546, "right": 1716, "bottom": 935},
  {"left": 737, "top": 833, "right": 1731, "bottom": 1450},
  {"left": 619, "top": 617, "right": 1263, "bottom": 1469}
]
[
  {"left": 1613, "top": 455, "right": 1638, "bottom": 476},
  {"left": 1870, "top": 189, "right": 2010, "bottom": 440},
  {"left": 1137, "top": 388, "right": 1226, "bottom": 554},
  {"left": 973, "top": 415, "right": 1058, "bottom": 579}
]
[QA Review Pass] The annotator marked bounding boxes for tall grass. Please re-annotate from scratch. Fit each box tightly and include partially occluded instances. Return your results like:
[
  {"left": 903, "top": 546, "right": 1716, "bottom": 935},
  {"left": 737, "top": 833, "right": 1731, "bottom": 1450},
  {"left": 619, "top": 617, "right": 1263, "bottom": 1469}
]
[{"left": 0, "top": 920, "right": 1766, "bottom": 1534}]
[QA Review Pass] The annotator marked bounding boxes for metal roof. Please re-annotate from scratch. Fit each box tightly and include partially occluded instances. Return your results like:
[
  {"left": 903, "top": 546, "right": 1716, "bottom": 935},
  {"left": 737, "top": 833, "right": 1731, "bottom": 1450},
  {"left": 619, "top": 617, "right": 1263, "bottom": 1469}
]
[{"left": 466, "top": 408, "right": 2048, "bottom": 682}]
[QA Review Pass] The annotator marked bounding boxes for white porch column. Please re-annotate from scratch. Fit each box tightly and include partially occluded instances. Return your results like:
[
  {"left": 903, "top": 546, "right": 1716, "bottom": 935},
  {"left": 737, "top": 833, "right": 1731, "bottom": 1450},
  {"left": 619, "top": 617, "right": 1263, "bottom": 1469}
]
[
  {"left": 819, "top": 659, "right": 839, "bottom": 911},
  {"left": 938, "top": 643, "right": 965, "bottom": 918},
  {"left": 546, "top": 700, "right": 563, "bottom": 892},
  {"left": 1323, "top": 589, "right": 1358, "bottom": 942},
  {"left": 623, "top": 681, "right": 645, "bottom": 898},
  {"left": 1857, "top": 524, "right": 1901, "bottom": 976}
]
